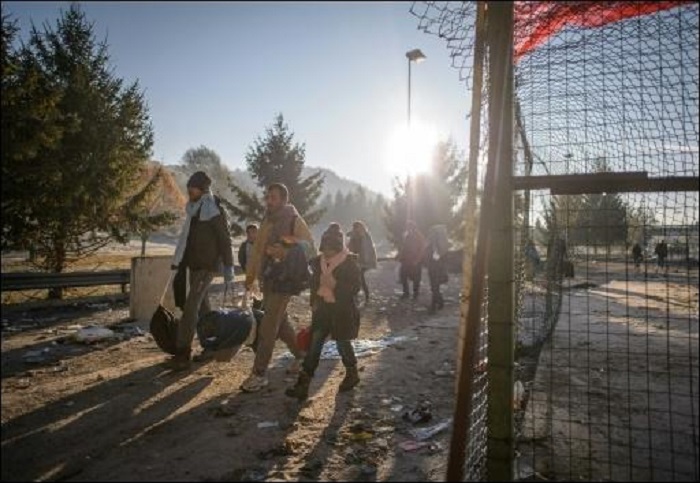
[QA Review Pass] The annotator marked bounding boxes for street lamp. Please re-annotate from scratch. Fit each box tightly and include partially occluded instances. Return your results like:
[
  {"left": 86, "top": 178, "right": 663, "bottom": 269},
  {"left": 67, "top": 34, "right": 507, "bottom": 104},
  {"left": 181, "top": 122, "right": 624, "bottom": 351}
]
[
  {"left": 405, "top": 48, "right": 426, "bottom": 224},
  {"left": 406, "top": 48, "right": 427, "bottom": 126}
]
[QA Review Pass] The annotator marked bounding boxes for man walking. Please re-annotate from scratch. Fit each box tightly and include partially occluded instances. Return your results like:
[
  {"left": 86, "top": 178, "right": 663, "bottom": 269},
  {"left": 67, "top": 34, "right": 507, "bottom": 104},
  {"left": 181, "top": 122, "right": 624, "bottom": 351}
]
[
  {"left": 425, "top": 224, "right": 450, "bottom": 314},
  {"left": 398, "top": 221, "right": 427, "bottom": 300},
  {"left": 170, "top": 171, "right": 234, "bottom": 371},
  {"left": 242, "top": 183, "right": 315, "bottom": 392},
  {"left": 632, "top": 243, "right": 643, "bottom": 272},
  {"left": 655, "top": 239, "right": 668, "bottom": 273}
]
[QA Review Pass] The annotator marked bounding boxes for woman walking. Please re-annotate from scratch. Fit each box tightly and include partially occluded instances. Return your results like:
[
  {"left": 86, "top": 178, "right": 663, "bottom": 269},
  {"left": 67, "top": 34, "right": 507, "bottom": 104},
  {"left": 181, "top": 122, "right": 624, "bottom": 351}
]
[
  {"left": 285, "top": 230, "right": 362, "bottom": 400},
  {"left": 347, "top": 220, "right": 377, "bottom": 303}
]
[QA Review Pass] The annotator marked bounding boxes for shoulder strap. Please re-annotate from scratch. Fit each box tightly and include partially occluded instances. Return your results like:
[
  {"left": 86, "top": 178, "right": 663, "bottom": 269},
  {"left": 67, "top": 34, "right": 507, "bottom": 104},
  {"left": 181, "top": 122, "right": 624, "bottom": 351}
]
[{"left": 289, "top": 215, "right": 297, "bottom": 236}]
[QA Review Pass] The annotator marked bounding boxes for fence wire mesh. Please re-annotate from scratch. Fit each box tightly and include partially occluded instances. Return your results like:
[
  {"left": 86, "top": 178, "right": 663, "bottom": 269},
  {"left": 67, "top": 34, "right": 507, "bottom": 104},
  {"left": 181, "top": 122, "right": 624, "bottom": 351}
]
[{"left": 412, "top": 1, "right": 699, "bottom": 481}]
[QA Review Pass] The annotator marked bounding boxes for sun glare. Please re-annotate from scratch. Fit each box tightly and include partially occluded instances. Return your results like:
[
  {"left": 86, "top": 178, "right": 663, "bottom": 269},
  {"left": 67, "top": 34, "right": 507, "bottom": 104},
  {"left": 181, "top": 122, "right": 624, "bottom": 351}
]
[{"left": 384, "top": 120, "right": 439, "bottom": 177}]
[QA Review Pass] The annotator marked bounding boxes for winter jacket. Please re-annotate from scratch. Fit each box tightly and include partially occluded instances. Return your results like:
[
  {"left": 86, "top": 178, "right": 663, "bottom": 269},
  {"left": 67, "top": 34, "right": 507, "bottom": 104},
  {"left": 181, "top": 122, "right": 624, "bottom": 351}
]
[
  {"left": 183, "top": 196, "right": 234, "bottom": 272},
  {"left": 238, "top": 240, "right": 254, "bottom": 272},
  {"left": 347, "top": 232, "right": 378, "bottom": 270},
  {"left": 309, "top": 253, "right": 361, "bottom": 340},
  {"left": 399, "top": 230, "right": 427, "bottom": 268}
]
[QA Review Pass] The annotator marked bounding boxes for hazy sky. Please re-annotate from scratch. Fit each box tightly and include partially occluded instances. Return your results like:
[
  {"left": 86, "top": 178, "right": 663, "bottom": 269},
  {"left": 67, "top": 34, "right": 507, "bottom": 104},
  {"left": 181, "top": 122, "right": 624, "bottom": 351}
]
[{"left": 5, "top": 1, "right": 471, "bottom": 195}]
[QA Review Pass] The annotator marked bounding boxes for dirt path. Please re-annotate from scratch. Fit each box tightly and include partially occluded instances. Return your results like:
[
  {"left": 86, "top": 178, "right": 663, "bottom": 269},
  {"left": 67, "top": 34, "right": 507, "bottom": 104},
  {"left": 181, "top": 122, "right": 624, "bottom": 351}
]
[
  {"left": 518, "top": 266, "right": 700, "bottom": 481},
  {"left": 2, "top": 262, "right": 461, "bottom": 482}
]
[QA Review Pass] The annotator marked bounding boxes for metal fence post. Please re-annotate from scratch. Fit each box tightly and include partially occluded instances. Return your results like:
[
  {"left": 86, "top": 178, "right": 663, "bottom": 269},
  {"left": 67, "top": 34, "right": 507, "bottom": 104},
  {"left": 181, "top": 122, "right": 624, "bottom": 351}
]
[{"left": 486, "top": 1, "right": 515, "bottom": 480}]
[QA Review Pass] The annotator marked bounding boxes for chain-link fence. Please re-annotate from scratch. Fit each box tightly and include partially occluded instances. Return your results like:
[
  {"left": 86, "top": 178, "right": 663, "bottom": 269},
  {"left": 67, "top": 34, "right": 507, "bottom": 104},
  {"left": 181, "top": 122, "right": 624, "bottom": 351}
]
[{"left": 412, "top": 1, "right": 699, "bottom": 481}]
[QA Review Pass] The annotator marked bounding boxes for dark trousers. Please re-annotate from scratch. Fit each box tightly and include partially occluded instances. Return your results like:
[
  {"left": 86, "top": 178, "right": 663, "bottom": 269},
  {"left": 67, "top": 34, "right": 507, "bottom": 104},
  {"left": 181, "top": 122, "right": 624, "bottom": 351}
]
[
  {"left": 176, "top": 269, "right": 214, "bottom": 354},
  {"left": 428, "top": 258, "right": 447, "bottom": 308},
  {"left": 657, "top": 256, "right": 666, "bottom": 269},
  {"left": 302, "top": 318, "right": 357, "bottom": 378},
  {"left": 360, "top": 269, "right": 369, "bottom": 299},
  {"left": 400, "top": 263, "right": 421, "bottom": 296}
]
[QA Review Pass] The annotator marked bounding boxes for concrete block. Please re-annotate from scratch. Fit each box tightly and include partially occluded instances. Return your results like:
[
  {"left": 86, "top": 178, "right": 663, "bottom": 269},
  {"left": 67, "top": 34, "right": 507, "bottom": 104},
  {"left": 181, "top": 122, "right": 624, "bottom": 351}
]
[{"left": 130, "top": 255, "right": 183, "bottom": 323}]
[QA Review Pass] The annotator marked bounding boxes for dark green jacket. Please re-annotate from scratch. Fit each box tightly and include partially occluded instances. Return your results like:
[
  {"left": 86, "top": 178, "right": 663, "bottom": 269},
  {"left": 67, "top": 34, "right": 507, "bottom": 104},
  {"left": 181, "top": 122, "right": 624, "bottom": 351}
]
[{"left": 183, "top": 196, "right": 233, "bottom": 272}]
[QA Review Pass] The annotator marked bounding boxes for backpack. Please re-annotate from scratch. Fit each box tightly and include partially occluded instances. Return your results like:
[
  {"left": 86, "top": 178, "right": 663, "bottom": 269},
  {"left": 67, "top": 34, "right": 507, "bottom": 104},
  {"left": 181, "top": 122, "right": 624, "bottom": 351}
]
[
  {"left": 263, "top": 216, "right": 312, "bottom": 295},
  {"left": 150, "top": 304, "right": 178, "bottom": 355}
]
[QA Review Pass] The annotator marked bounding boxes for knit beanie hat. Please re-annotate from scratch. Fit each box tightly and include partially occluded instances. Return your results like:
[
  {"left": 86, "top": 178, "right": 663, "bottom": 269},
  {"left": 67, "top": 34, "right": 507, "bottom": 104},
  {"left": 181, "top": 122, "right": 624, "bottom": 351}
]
[
  {"left": 320, "top": 230, "right": 344, "bottom": 253},
  {"left": 187, "top": 171, "right": 212, "bottom": 190}
]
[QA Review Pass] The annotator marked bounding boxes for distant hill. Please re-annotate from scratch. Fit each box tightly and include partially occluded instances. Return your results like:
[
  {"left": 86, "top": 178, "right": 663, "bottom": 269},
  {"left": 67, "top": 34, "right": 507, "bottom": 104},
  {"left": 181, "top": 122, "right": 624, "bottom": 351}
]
[
  {"left": 159, "top": 162, "right": 390, "bottom": 252},
  {"left": 165, "top": 163, "right": 381, "bottom": 203}
]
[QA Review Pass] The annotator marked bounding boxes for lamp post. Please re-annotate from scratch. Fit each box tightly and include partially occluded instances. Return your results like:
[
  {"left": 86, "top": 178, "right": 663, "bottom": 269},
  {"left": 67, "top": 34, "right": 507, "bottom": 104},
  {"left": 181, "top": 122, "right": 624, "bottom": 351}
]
[
  {"left": 406, "top": 48, "right": 427, "bottom": 126},
  {"left": 405, "top": 48, "right": 426, "bottom": 224}
]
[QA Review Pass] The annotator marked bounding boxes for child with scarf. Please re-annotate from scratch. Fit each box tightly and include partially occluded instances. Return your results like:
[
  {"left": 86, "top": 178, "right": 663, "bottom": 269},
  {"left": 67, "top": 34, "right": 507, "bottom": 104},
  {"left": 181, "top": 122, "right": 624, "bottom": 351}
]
[{"left": 285, "top": 229, "right": 362, "bottom": 400}]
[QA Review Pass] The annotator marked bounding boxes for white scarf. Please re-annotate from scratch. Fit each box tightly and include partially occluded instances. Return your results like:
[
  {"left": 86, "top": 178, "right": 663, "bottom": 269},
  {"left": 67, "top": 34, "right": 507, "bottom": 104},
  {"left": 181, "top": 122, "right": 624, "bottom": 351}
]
[{"left": 172, "top": 191, "right": 221, "bottom": 268}]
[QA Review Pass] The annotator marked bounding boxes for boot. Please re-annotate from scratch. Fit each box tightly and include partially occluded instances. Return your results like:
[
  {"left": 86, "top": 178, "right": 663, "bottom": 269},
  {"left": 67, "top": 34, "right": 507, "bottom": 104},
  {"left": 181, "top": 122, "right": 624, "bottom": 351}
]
[
  {"left": 285, "top": 371, "right": 311, "bottom": 400},
  {"left": 429, "top": 297, "right": 437, "bottom": 315},
  {"left": 167, "top": 349, "right": 191, "bottom": 371},
  {"left": 436, "top": 293, "right": 445, "bottom": 310},
  {"left": 339, "top": 366, "right": 360, "bottom": 392}
]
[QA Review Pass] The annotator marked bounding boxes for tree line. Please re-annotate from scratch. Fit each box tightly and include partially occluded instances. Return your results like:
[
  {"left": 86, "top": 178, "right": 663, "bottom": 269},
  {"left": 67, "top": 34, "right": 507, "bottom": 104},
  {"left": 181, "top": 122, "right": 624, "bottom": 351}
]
[{"left": 534, "top": 158, "right": 657, "bottom": 255}]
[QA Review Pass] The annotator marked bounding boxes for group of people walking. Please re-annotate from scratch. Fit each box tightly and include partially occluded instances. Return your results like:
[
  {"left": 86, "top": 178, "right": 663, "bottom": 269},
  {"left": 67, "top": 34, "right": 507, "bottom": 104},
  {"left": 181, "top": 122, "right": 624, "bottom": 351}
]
[
  {"left": 632, "top": 239, "right": 669, "bottom": 273},
  {"left": 167, "top": 170, "right": 451, "bottom": 398},
  {"left": 397, "top": 221, "right": 451, "bottom": 314}
]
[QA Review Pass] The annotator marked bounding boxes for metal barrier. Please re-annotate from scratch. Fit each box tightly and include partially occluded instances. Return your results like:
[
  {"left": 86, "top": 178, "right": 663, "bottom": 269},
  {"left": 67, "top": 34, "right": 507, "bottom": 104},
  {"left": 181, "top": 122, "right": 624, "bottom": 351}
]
[
  {"left": 1, "top": 258, "right": 401, "bottom": 294},
  {"left": 1, "top": 270, "right": 131, "bottom": 292}
]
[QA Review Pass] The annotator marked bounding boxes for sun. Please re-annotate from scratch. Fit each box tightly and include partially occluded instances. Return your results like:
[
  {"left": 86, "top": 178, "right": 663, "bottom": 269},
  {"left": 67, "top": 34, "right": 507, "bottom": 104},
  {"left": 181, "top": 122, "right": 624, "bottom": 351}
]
[{"left": 384, "top": 120, "right": 439, "bottom": 177}]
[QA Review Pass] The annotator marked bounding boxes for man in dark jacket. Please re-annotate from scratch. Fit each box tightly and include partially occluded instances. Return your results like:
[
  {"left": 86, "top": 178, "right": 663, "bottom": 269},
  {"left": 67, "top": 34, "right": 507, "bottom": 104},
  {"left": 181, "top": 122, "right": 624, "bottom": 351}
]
[
  {"left": 398, "top": 221, "right": 427, "bottom": 300},
  {"left": 169, "top": 171, "right": 234, "bottom": 370},
  {"left": 655, "top": 239, "right": 668, "bottom": 272},
  {"left": 238, "top": 224, "right": 258, "bottom": 273}
]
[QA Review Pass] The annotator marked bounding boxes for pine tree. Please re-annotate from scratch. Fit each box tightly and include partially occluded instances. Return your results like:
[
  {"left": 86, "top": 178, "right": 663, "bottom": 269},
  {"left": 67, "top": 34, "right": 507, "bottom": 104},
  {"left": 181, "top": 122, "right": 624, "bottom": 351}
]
[
  {"left": 383, "top": 139, "right": 466, "bottom": 249},
  {"left": 575, "top": 158, "right": 628, "bottom": 254},
  {"left": 224, "top": 114, "right": 325, "bottom": 233},
  {"left": 1, "top": 5, "right": 154, "bottom": 298}
]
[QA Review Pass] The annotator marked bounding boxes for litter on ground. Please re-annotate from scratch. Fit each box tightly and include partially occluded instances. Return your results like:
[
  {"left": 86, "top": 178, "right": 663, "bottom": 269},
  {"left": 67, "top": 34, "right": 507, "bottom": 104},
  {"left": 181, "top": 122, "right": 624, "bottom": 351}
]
[
  {"left": 276, "top": 335, "right": 416, "bottom": 362},
  {"left": 409, "top": 418, "right": 452, "bottom": 441},
  {"left": 72, "top": 326, "right": 116, "bottom": 344}
]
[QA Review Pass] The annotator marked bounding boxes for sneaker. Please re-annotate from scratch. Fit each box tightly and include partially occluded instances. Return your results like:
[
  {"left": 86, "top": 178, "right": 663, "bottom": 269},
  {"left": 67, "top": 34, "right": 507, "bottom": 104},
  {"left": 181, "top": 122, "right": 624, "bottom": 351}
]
[
  {"left": 166, "top": 356, "right": 191, "bottom": 372},
  {"left": 193, "top": 350, "right": 215, "bottom": 363},
  {"left": 240, "top": 373, "right": 269, "bottom": 393},
  {"left": 165, "top": 351, "right": 191, "bottom": 371}
]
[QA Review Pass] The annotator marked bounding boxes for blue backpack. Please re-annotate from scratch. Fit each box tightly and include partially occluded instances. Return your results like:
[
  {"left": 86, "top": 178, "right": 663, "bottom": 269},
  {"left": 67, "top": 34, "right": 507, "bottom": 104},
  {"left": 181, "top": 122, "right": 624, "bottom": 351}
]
[
  {"left": 263, "top": 243, "right": 311, "bottom": 295},
  {"left": 262, "top": 216, "right": 312, "bottom": 295}
]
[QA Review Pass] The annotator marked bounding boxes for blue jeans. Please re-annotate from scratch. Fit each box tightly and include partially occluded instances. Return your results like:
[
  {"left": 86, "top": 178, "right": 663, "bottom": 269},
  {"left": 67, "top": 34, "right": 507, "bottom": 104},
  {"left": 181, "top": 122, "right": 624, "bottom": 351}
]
[{"left": 302, "top": 322, "right": 357, "bottom": 377}]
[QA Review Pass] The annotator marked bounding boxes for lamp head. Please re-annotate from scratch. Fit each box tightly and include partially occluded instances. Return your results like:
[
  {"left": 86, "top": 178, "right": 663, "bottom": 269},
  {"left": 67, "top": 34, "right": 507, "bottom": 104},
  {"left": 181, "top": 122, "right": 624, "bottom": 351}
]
[{"left": 406, "top": 48, "right": 427, "bottom": 63}]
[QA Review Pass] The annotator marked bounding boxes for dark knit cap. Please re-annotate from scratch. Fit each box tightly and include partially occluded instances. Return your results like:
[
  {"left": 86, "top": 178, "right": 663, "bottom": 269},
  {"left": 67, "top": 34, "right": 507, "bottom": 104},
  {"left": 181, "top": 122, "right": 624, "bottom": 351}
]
[
  {"left": 187, "top": 171, "right": 212, "bottom": 190},
  {"left": 320, "top": 230, "right": 344, "bottom": 253}
]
